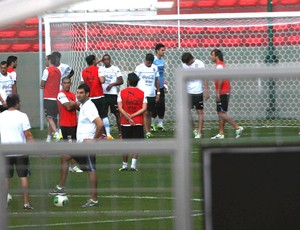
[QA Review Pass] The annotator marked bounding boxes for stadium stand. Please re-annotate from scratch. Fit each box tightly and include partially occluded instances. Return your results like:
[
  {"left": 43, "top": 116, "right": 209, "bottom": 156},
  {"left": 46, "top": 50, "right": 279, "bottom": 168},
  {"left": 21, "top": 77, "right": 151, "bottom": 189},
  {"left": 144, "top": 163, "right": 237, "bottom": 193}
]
[{"left": 1, "top": 1, "right": 300, "bottom": 52}]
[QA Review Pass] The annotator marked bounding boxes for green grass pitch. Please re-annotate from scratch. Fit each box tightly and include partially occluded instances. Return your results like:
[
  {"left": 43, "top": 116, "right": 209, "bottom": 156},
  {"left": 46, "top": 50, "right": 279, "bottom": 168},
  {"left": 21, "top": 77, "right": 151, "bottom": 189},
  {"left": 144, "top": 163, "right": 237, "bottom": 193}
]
[{"left": 7, "top": 124, "right": 299, "bottom": 229}]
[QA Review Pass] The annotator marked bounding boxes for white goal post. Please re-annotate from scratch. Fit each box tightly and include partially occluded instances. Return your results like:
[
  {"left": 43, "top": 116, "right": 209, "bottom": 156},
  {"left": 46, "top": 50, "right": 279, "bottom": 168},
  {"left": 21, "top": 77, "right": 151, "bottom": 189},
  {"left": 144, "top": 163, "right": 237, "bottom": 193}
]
[{"left": 43, "top": 11, "right": 300, "bottom": 130}]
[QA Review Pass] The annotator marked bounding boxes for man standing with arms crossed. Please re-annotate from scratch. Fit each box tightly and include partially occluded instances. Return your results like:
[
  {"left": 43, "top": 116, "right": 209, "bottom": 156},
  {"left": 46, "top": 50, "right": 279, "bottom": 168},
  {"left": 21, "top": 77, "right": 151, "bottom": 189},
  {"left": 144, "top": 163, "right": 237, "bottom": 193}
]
[
  {"left": 135, "top": 53, "right": 160, "bottom": 138},
  {"left": 152, "top": 43, "right": 167, "bottom": 132},
  {"left": 99, "top": 54, "right": 124, "bottom": 138},
  {"left": 50, "top": 77, "right": 81, "bottom": 195},
  {"left": 210, "top": 49, "right": 244, "bottom": 139}
]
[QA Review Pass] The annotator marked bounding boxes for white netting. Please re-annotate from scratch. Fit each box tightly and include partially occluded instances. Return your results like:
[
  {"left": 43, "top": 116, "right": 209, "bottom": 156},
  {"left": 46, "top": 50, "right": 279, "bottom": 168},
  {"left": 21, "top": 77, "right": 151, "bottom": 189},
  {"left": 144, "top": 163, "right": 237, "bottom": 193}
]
[{"left": 46, "top": 14, "right": 300, "bottom": 128}]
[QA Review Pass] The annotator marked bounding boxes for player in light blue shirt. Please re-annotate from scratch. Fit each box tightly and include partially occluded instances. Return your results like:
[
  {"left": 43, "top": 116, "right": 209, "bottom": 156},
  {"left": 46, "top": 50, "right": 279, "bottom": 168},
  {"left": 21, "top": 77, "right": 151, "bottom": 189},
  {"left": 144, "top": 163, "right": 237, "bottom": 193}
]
[{"left": 151, "top": 43, "right": 166, "bottom": 131}]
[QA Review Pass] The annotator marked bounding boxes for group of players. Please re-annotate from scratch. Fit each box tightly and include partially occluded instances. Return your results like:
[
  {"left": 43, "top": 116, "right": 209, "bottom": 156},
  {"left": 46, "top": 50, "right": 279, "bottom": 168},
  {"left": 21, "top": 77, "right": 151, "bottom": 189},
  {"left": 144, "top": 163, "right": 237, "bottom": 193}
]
[{"left": 0, "top": 44, "right": 245, "bottom": 209}]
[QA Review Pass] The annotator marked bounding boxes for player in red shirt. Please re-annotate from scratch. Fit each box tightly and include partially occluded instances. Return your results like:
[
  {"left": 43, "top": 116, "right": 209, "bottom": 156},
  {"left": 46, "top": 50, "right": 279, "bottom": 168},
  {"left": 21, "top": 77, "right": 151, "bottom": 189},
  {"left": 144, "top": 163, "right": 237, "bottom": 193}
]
[
  {"left": 210, "top": 49, "right": 244, "bottom": 139},
  {"left": 81, "top": 55, "right": 113, "bottom": 139},
  {"left": 117, "top": 73, "right": 147, "bottom": 171},
  {"left": 40, "top": 54, "right": 61, "bottom": 142}
]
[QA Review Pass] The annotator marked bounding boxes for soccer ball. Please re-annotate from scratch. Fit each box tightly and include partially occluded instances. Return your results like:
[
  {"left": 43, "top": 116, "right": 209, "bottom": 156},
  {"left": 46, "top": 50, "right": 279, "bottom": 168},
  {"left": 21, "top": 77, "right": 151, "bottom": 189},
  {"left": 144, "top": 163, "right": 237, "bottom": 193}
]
[
  {"left": 53, "top": 195, "right": 69, "bottom": 207},
  {"left": 7, "top": 193, "right": 12, "bottom": 204}
]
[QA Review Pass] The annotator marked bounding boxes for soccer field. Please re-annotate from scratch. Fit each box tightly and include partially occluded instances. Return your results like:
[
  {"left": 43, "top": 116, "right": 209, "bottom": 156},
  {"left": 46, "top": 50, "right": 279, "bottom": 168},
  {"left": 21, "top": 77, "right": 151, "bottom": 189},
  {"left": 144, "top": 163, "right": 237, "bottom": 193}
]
[{"left": 7, "top": 124, "right": 299, "bottom": 229}]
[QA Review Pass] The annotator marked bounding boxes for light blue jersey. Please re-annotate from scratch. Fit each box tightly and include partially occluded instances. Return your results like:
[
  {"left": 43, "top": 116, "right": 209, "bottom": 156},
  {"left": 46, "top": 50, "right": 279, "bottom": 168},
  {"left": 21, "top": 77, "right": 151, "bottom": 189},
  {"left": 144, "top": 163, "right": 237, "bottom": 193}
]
[{"left": 153, "top": 56, "right": 165, "bottom": 89}]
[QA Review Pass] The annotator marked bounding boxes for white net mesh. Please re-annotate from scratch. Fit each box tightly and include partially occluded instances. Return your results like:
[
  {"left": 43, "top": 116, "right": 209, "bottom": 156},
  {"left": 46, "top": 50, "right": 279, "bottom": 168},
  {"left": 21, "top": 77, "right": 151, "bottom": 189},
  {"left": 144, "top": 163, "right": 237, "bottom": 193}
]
[{"left": 47, "top": 15, "right": 300, "bottom": 128}]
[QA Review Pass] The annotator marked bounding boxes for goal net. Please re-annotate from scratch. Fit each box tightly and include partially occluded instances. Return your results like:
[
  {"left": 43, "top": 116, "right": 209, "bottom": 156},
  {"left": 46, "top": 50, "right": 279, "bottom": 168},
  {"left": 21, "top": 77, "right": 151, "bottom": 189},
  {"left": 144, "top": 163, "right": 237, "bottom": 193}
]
[{"left": 44, "top": 12, "right": 300, "bottom": 128}]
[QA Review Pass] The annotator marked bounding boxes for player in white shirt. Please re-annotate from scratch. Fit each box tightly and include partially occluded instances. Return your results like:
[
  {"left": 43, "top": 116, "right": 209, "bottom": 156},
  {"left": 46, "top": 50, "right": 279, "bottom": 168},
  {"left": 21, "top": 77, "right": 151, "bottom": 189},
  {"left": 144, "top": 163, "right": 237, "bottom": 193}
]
[
  {"left": 134, "top": 53, "right": 160, "bottom": 138},
  {"left": 181, "top": 52, "right": 209, "bottom": 139},
  {"left": 0, "top": 61, "right": 16, "bottom": 112},
  {"left": 0, "top": 94, "right": 34, "bottom": 209},
  {"left": 99, "top": 54, "right": 124, "bottom": 137}
]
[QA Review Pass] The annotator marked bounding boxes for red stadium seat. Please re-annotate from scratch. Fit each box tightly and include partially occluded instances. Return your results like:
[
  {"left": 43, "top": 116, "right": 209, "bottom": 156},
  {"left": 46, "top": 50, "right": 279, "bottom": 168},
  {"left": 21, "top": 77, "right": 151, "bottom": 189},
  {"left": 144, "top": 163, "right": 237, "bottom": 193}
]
[
  {"left": 200, "top": 38, "right": 221, "bottom": 47},
  {"left": 0, "top": 29, "right": 17, "bottom": 38},
  {"left": 279, "top": 0, "right": 300, "bottom": 4},
  {"left": 24, "top": 17, "right": 39, "bottom": 25},
  {"left": 196, "top": 0, "right": 215, "bottom": 7},
  {"left": 31, "top": 42, "right": 45, "bottom": 52},
  {"left": 180, "top": 39, "right": 200, "bottom": 48},
  {"left": 258, "top": 0, "right": 279, "bottom": 5},
  {"left": 217, "top": 0, "right": 237, "bottom": 7},
  {"left": 273, "top": 24, "right": 291, "bottom": 33},
  {"left": 162, "top": 39, "right": 178, "bottom": 48},
  {"left": 238, "top": 0, "right": 258, "bottom": 6},
  {"left": 0, "top": 44, "right": 11, "bottom": 52},
  {"left": 11, "top": 43, "right": 31, "bottom": 52},
  {"left": 180, "top": 0, "right": 195, "bottom": 8},
  {"left": 244, "top": 36, "right": 268, "bottom": 46},
  {"left": 221, "top": 37, "right": 242, "bottom": 47},
  {"left": 164, "top": 27, "right": 179, "bottom": 35},
  {"left": 18, "top": 29, "right": 38, "bottom": 38}
]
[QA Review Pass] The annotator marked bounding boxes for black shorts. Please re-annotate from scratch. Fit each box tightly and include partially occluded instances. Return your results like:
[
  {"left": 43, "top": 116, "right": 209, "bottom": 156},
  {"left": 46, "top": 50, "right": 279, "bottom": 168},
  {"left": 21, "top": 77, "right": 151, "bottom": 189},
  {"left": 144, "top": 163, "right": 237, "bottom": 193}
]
[
  {"left": 146, "top": 97, "right": 156, "bottom": 113},
  {"left": 91, "top": 97, "right": 108, "bottom": 118},
  {"left": 104, "top": 94, "right": 118, "bottom": 114},
  {"left": 121, "top": 125, "right": 144, "bottom": 139},
  {"left": 216, "top": 94, "right": 230, "bottom": 112},
  {"left": 60, "top": 126, "right": 77, "bottom": 140},
  {"left": 190, "top": 93, "right": 204, "bottom": 110},
  {"left": 6, "top": 155, "right": 30, "bottom": 178},
  {"left": 44, "top": 99, "right": 58, "bottom": 119},
  {"left": 72, "top": 155, "right": 96, "bottom": 172}
]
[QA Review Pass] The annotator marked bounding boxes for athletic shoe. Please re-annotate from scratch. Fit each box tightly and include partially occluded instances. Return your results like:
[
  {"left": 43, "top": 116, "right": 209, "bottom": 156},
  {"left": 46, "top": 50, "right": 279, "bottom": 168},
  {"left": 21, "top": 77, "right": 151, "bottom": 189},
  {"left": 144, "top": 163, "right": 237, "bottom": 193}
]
[
  {"left": 211, "top": 134, "right": 225, "bottom": 139},
  {"left": 235, "top": 127, "right": 244, "bottom": 138},
  {"left": 119, "top": 167, "right": 128, "bottom": 171},
  {"left": 106, "top": 135, "right": 114, "bottom": 140},
  {"left": 53, "top": 133, "right": 61, "bottom": 142},
  {"left": 145, "top": 132, "right": 154, "bottom": 139},
  {"left": 24, "top": 203, "right": 34, "bottom": 210},
  {"left": 99, "top": 134, "right": 106, "bottom": 140},
  {"left": 82, "top": 199, "right": 99, "bottom": 208},
  {"left": 69, "top": 165, "right": 83, "bottom": 173},
  {"left": 158, "top": 126, "right": 166, "bottom": 132},
  {"left": 130, "top": 167, "right": 138, "bottom": 172},
  {"left": 46, "top": 138, "right": 51, "bottom": 143},
  {"left": 49, "top": 186, "right": 66, "bottom": 195},
  {"left": 151, "top": 124, "right": 157, "bottom": 132},
  {"left": 194, "top": 133, "right": 201, "bottom": 139},
  {"left": 193, "top": 129, "right": 198, "bottom": 137}
]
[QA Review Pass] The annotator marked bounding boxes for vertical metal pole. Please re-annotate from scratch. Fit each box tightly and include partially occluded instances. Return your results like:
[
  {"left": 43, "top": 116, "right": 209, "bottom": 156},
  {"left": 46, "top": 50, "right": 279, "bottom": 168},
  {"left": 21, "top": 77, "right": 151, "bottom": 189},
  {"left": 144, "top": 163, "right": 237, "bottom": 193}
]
[
  {"left": 174, "top": 69, "right": 192, "bottom": 230},
  {"left": 39, "top": 16, "right": 44, "bottom": 130},
  {"left": 265, "top": 0, "right": 278, "bottom": 119},
  {"left": 0, "top": 152, "right": 8, "bottom": 230}
]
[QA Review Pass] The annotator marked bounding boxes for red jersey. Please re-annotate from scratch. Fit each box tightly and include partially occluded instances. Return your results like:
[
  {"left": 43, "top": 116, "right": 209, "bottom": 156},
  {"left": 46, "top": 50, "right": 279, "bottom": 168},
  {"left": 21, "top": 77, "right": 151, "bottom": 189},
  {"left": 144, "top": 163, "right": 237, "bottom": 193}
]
[
  {"left": 44, "top": 66, "right": 61, "bottom": 99},
  {"left": 81, "top": 65, "right": 104, "bottom": 97},
  {"left": 57, "top": 90, "right": 77, "bottom": 127},
  {"left": 214, "top": 61, "right": 231, "bottom": 95},
  {"left": 119, "top": 87, "right": 145, "bottom": 125}
]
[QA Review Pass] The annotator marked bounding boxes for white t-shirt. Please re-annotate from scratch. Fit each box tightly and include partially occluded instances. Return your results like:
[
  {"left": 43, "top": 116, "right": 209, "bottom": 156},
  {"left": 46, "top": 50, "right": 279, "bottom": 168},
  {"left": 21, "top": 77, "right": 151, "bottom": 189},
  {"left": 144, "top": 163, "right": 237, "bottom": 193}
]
[
  {"left": 0, "top": 110, "right": 31, "bottom": 144},
  {"left": 135, "top": 63, "right": 159, "bottom": 97},
  {"left": 76, "top": 99, "right": 99, "bottom": 143},
  {"left": 58, "top": 63, "right": 72, "bottom": 90},
  {"left": 99, "top": 65, "right": 123, "bottom": 95},
  {"left": 182, "top": 59, "right": 205, "bottom": 94},
  {"left": 0, "top": 72, "right": 15, "bottom": 105}
]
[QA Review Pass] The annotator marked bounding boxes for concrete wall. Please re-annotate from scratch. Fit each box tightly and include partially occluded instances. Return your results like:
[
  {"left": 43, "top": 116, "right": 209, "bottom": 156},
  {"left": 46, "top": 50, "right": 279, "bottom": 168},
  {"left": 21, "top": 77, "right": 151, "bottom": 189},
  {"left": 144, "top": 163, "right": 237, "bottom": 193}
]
[{"left": 1, "top": 52, "right": 42, "bottom": 128}]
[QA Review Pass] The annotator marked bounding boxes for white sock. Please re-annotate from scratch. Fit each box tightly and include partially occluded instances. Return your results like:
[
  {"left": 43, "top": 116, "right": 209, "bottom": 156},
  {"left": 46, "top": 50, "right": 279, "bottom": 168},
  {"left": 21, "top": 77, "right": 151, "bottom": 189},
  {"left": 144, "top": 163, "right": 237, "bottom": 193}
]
[
  {"left": 151, "top": 118, "right": 155, "bottom": 126},
  {"left": 102, "top": 117, "right": 111, "bottom": 136},
  {"left": 158, "top": 119, "right": 163, "bottom": 127},
  {"left": 122, "top": 162, "right": 128, "bottom": 168},
  {"left": 131, "top": 159, "right": 137, "bottom": 169},
  {"left": 47, "top": 135, "right": 52, "bottom": 140}
]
